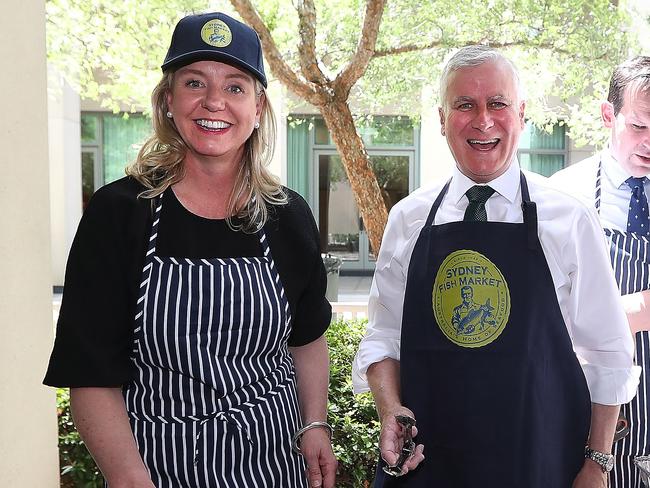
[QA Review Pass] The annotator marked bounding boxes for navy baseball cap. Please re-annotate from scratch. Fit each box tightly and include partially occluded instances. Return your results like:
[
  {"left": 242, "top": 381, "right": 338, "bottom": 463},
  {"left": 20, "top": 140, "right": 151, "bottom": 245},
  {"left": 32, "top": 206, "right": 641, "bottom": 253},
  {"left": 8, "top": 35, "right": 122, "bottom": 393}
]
[{"left": 161, "top": 12, "right": 267, "bottom": 87}]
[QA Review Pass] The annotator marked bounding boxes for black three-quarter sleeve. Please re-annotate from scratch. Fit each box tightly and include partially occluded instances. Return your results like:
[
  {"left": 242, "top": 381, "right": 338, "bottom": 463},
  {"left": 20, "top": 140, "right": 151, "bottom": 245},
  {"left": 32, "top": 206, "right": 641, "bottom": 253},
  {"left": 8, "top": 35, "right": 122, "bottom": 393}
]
[
  {"left": 44, "top": 181, "right": 329, "bottom": 386},
  {"left": 44, "top": 178, "right": 150, "bottom": 387},
  {"left": 268, "top": 190, "right": 332, "bottom": 347}
]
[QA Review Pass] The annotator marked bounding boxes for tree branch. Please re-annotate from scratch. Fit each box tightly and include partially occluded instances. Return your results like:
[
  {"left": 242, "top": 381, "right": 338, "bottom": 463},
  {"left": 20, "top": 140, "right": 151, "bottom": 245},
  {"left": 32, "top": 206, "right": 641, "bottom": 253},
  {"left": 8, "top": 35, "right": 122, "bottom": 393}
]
[
  {"left": 373, "top": 39, "right": 575, "bottom": 58},
  {"left": 373, "top": 40, "right": 445, "bottom": 58},
  {"left": 229, "top": 0, "right": 326, "bottom": 104},
  {"left": 335, "top": 0, "right": 386, "bottom": 96},
  {"left": 296, "top": 0, "right": 328, "bottom": 84}
]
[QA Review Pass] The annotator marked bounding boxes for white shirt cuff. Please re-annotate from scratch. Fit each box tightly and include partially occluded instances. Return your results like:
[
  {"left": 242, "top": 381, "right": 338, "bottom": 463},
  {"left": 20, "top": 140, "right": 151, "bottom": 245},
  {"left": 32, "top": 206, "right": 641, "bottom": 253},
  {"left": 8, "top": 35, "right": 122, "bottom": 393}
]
[
  {"left": 581, "top": 363, "right": 642, "bottom": 405},
  {"left": 351, "top": 339, "right": 400, "bottom": 394}
]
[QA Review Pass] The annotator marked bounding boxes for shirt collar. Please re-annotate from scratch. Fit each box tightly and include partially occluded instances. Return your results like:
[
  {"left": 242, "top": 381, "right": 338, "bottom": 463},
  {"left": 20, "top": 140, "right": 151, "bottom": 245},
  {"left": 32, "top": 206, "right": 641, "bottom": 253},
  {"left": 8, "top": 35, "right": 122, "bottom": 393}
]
[
  {"left": 448, "top": 158, "right": 521, "bottom": 206},
  {"left": 601, "top": 148, "right": 634, "bottom": 189}
]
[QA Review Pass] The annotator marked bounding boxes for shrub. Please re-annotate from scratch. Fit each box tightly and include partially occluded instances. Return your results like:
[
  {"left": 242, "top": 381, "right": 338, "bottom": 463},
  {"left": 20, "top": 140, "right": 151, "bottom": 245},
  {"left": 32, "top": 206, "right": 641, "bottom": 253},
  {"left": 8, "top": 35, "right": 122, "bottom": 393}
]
[
  {"left": 326, "top": 318, "right": 380, "bottom": 487},
  {"left": 55, "top": 319, "right": 380, "bottom": 487}
]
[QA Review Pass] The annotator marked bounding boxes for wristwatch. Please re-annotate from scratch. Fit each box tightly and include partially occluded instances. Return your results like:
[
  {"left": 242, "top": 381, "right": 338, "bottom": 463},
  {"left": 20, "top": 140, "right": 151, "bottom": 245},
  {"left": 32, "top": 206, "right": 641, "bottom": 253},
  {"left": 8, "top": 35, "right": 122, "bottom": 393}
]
[{"left": 584, "top": 446, "right": 614, "bottom": 473}]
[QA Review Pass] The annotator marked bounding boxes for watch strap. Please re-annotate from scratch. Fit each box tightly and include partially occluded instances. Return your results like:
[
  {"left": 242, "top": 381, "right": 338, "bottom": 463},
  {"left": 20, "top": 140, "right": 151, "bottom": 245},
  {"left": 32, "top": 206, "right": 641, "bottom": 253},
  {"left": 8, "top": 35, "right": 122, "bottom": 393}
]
[{"left": 584, "top": 446, "right": 614, "bottom": 473}]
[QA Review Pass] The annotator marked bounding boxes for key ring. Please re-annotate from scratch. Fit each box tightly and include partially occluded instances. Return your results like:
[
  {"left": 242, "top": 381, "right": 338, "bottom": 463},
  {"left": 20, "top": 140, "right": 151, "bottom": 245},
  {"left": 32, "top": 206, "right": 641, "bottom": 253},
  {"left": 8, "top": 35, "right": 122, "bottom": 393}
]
[{"left": 382, "top": 414, "right": 416, "bottom": 477}]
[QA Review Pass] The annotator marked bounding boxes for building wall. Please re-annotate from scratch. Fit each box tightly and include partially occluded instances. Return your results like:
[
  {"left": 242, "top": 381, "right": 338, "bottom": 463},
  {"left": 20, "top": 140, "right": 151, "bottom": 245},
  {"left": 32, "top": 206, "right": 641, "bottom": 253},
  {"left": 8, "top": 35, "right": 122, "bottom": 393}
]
[
  {"left": 419, "top": 85, "right": 456, "bottom": 186},
  {"left": 0, "top": 0, "right": 60, "bottom": 485},
  {"left": 57, "top": 78, "right": 596, "bottom": 283}
]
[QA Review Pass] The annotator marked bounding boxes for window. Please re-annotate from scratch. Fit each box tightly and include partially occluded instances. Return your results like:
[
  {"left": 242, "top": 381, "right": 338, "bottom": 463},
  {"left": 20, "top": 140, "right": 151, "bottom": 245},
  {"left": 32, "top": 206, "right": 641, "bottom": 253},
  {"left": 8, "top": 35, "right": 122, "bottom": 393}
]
[
  {"left": 80, "top": 112, "right": 152, "bottom": 209},
  {"left": 518, "top": 122, "right": 567, "bottom": 177},
  {"left": 287, "top": 115, "right": 419, "bottom": 271}
]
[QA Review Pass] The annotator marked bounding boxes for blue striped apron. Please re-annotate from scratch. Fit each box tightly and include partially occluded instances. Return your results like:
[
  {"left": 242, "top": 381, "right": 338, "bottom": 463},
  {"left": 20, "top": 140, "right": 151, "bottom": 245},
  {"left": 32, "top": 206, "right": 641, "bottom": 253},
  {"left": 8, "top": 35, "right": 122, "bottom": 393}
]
[
  {"left": 596, "top": 161, "right": 650, "bottom": 488},
  {"left": 122, "top": 196, "right": 309, "bottom": 487}
]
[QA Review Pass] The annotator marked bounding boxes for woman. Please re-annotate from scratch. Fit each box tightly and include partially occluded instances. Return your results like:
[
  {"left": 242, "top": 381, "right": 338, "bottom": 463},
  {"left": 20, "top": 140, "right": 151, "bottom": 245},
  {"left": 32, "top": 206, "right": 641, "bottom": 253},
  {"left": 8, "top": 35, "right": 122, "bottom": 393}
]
[{"left": 45, "top": 12, "right": 336, "bottom": 488}]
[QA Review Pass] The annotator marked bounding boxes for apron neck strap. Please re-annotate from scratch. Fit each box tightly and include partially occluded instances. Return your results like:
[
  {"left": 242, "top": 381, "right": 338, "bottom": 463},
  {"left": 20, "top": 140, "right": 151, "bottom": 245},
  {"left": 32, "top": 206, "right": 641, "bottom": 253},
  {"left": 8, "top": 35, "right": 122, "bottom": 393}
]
[
  {"left": 519, "top": 171, "right": 539, "bottom": 250},
  {"left": 425, "top": 178, "right": 451, "bottom": 227},
  {"left": 595, "top": 157, "right": 603, "bottom": 214}
]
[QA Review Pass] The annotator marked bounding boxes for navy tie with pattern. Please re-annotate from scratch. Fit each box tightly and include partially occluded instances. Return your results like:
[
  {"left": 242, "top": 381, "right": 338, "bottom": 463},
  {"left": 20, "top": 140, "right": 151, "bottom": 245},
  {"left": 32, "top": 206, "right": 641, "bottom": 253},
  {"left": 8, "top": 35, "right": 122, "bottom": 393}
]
[
  {"left": 464, "top": 185, "right": 495, "bottom": 222},
  {"left": 626, "top": 177, "right": 650, "bottom": 236}
]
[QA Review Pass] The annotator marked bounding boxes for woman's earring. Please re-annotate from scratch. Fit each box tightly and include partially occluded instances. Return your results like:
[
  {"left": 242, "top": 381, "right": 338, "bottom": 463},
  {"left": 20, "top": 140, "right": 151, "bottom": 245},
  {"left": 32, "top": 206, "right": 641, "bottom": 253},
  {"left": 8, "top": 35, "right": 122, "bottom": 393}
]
[
  {"left": 254, "top": 121, "right": 260, "bottom": 129},
  {"left": 166, "top": 111, "right": 173, "bottom": 118}
]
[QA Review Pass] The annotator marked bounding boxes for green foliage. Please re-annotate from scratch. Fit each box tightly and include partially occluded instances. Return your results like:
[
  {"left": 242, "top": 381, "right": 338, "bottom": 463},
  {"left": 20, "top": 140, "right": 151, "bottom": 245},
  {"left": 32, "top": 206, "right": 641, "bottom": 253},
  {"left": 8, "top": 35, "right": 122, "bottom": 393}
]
[
  {"left": 326, "top": 319, "right": 380, "bottom": 487},
  {"left": 47, "top": 0, "right": 647, "bottom": 147},
  {"left": 46, "top": 0, "right": 216, "bottom": 113},
  {"left": 56, "top": 389, "right": 103, "bottom": 488}
]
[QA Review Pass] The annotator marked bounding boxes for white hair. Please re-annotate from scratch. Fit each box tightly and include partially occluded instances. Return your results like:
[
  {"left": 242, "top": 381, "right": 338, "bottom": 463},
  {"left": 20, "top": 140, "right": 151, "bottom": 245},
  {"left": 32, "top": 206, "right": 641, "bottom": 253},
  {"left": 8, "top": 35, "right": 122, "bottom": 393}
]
[{"left": 439, "top": 45, "right": 526, "bottom": 109}]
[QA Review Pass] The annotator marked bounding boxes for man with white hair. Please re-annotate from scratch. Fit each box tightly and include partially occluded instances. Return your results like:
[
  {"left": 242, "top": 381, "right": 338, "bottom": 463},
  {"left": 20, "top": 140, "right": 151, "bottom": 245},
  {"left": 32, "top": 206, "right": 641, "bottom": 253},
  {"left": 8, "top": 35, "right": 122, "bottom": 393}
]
[
  {"left": 552, "top": 56, "right": 650, "bottom": 488},
  {"left": 353, "top": 45, "right": 640, "bottom": 487}
]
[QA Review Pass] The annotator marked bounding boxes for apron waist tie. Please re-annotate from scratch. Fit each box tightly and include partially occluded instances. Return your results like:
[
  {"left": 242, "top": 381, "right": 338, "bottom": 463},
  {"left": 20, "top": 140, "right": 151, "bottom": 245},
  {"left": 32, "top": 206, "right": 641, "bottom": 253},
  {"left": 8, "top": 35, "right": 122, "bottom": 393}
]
[{"left": 194, "top": 411, "right": 253, "bottom": 466}]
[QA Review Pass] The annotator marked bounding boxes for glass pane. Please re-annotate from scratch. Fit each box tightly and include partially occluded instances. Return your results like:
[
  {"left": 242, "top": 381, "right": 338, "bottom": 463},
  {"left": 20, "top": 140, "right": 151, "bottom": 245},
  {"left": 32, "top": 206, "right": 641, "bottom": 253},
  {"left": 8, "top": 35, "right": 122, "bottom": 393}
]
[
  {"left": 519, "top": 153, "right": 565, "bottom": 177},
  {"left": 318, "top": 154, "right": 360, "bottom": 262},
  {"left": 81, "top": 114, "right": 98, "bottom": 143},
  {"left": 313, "top": 116, "right": 415, "bottom": 147},
  {"left": 103, "top": 115, "right": 152, "bottom": 184},
  {"left": 358, "top": 116, "right": 414, "bottom": 146},
  {"left": 368, "top": 155, "right": 410, "bottom": 259},
  {"left": 519, "top": 122, "right": 565, "bottom": 150},
  {"left": 314, "top": 118, "right": 330, "bottom": 145},
  {"left": 81, "top": 151, "right": 95, "bottom": 210}
]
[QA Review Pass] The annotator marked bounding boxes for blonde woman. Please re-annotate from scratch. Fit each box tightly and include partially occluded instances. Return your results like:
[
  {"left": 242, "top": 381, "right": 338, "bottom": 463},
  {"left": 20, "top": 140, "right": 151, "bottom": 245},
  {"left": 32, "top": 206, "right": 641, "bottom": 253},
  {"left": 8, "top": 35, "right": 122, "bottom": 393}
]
[{"left": 45, "top": 12, "right": 336, "bottom": 488}]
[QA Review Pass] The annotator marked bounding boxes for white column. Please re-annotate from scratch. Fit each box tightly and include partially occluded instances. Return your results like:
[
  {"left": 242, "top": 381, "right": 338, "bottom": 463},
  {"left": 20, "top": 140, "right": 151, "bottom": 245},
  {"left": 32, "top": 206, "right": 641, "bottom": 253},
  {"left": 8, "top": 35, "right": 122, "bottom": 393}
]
[{"left": 0, "top": 0, "right": 60, "bottom": 485}]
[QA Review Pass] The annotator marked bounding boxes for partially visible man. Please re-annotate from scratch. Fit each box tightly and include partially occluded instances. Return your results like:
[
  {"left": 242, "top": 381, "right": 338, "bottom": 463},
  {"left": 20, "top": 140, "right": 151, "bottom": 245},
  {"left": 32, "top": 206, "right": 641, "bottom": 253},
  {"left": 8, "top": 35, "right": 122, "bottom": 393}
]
[
  {"left": 352, "top": 45, "right": 641, "bottom": 487},
  {"left": 552, "top": 56, "right": 650, "bottom": 488}
]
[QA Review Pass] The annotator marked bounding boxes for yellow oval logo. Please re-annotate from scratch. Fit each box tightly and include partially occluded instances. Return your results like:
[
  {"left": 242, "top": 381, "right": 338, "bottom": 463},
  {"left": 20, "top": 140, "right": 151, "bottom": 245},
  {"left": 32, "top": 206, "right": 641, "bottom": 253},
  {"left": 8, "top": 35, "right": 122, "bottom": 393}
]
[
  {"left": 200, "top": 19, "right": 232, "bottom": 48},
  {"left": 432, "top": 250, "right": 510, "bottom": 348}
]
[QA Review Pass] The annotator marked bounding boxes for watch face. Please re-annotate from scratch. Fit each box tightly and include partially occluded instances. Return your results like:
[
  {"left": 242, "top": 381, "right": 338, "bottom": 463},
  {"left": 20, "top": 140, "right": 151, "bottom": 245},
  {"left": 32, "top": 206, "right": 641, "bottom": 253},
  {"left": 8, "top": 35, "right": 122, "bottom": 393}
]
[{"left": 605, "top": 456, "right": 614, "bottom": 471}]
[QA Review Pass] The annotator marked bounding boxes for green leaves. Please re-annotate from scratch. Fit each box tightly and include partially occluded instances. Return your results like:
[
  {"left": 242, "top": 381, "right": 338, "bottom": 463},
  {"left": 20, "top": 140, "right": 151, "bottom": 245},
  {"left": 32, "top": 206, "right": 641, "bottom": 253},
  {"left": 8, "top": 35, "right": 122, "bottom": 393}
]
[
  {"left": 326, "top": 318, "right": 380, "bottom": 486},
  {"left": 56, "top": 388, "right": 103, "bottom": 487},
  {"left": 48, "top": 0, "right": 645, "bottom": 145}
]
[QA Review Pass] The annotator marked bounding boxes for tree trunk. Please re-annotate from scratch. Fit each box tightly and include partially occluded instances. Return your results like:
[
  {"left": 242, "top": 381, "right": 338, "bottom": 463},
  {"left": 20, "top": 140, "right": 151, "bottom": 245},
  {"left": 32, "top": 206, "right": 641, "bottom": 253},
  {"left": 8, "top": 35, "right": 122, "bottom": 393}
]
[{"left": 318, "top": 99, "right": 388, "bottom": 255}]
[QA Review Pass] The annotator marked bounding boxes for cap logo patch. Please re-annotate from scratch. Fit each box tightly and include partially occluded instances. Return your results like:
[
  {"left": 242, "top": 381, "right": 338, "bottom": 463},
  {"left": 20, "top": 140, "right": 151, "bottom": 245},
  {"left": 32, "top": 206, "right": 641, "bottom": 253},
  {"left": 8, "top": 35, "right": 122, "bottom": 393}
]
[{"left": 201, "top": 19, "right": 232, "bottom": 48}]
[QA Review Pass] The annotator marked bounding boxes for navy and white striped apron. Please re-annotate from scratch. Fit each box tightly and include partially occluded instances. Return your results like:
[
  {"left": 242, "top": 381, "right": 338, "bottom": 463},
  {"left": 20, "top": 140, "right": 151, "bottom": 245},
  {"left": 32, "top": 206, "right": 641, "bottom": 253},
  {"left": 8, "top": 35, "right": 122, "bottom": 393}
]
[
  {"left": 122, "top": 196, "right": 309, "bottom": 487},
  {"left": 596, "top": 160, "right": 650, "bottom": 488}
]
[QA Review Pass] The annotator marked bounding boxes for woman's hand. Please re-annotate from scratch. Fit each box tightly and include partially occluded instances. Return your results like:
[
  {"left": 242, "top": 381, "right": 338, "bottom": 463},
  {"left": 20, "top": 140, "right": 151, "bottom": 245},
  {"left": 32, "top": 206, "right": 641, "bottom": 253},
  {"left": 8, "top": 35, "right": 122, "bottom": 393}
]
[
  {"left": 289, "top": 335, "right": 338, "bottom": 486},
  {"left": 379, "top": 406, "right": 425, "bottom": 476},
  {"left": 300, "top": 427, "right": 337, "bottom": 488}
]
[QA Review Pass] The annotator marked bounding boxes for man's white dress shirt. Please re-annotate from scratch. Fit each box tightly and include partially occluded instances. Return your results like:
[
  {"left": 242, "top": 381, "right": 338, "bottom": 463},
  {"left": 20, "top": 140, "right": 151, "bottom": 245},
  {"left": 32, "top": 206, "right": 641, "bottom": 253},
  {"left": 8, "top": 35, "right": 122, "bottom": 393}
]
[
  {"left": 352, "top": 160, "right": 640, "bottom": 406},
  {"left": 551, "top": 149, "right": 650, "bottom": 231}
]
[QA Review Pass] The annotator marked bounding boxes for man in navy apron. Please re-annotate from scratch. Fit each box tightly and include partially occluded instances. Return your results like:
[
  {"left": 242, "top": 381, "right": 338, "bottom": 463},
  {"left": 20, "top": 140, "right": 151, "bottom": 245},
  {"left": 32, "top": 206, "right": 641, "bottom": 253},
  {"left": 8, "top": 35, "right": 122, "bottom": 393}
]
[
  {"left": 552, "top": 57, "right": 650, "bottom": 487},
  {"left": 352, "top": 46, "right": 641, "bottom": 487}
]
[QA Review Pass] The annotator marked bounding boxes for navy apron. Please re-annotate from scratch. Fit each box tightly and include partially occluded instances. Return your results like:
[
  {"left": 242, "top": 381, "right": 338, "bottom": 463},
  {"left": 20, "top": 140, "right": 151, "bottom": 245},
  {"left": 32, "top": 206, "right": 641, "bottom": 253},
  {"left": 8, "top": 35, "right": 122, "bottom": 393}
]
[
  {"left": 376, "top": 173, "right": 591, "bottom": 487},
  {"left": 595, "top": 160, "right": 650, "bottom": 488},
  {"left": 121, "top": 196, "right": 309, "bottom": 487}
]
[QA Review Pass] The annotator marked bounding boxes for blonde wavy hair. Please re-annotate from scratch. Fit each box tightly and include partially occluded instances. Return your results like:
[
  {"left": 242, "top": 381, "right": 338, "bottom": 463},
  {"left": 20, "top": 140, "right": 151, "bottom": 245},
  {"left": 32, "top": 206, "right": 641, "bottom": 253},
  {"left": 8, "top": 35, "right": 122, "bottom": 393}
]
[{"left": 127, "top": 70, "right": 286, "bottom": 232}]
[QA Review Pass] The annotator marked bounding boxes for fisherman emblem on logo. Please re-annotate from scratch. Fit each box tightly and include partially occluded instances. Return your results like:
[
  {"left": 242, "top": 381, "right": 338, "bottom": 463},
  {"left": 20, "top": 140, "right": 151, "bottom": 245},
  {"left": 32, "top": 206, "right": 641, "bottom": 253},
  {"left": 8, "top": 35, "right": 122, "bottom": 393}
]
[
  {"left": 201, "top": 19, "right": 232, "bottom": 47},
  {"left": 432, "top": 250, "right": 510, "bottom": 348}
]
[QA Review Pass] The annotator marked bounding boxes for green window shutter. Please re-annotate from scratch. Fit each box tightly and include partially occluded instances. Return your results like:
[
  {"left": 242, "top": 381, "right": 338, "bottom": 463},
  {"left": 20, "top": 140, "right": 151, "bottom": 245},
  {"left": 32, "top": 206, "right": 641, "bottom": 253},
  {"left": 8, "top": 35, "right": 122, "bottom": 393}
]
[
  {"left": 518, "top": 122, "right": 566, "bottom": 177},
  {"left": 286, "top": 119, "right": 310, "bottom": 199},
  {"left": 103, "top": 115, "right": 152, "bottom": 184}
]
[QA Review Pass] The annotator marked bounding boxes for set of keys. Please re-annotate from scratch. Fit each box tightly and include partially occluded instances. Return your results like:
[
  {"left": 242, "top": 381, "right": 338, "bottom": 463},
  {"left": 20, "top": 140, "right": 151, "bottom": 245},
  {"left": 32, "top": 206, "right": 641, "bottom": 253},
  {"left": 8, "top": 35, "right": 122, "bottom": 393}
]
[{"left": 382, "top": 414, "right": 416, "bottom": 477}]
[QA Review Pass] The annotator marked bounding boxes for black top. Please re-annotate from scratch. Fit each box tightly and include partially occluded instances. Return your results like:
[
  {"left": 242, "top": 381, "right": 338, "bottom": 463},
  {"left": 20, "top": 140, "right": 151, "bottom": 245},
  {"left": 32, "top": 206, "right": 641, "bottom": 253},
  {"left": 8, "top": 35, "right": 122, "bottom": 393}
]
[{"left": 44, "top": 176, "right": 331, "bottom": 387}]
